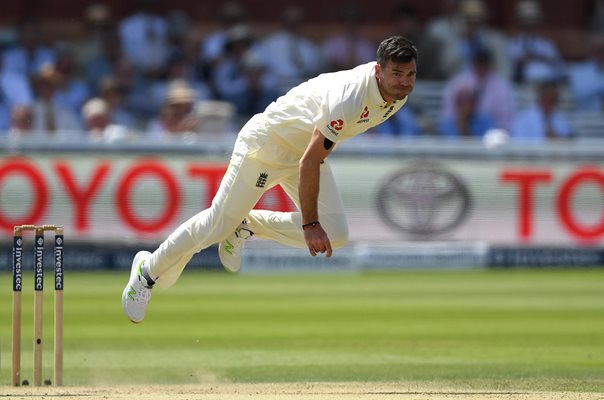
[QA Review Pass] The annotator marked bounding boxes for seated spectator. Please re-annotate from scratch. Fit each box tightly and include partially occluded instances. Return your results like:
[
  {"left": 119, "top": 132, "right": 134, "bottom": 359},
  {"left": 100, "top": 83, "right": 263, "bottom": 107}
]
[
  {"left": 511, "top": 80, "right": 573, "bottom": 142},
  {"left": 423, "top": 0, "right": 465, "bottom": 80},
  {"left": 458, "top": 0, "right": 511, "bottom": 79},
  {"left": 84, "top": 27, "right": 122, "bottom": 93},
  {"left": 53, "top": 46, "right": 91, "bottom": 118},
  {"left": 168, "top": 33, "right": 205, "bottom": 85},
  {"left": 568, "top": 34, "right": 604, "bottom": 111},
  {"left": 82, "top": 97, "right": 129, "bottom": 142},
  {"left": 31, "top": 64, "right": 81, "bottom": 136},
  {"left": 2, "top": 18, "right": 56, "bottom": 78},
  {"left": 147, "top": 82, "right": 200, "bottom": 140},
  {"left": 97, "top": 77, "right": 139, "bottom": 129},
  {"left": 212, "top": 25, "right": 271, "bottom": 118},
  {"left": 424, "top": 0, "right": 510, "bottom": 80},
  {"left": 200, "top": 1, "right": 247, "bottom": 90},
  {"left": 438, "top": 86, "right": 495, "bottom": 139},
  {"left": 506, "top": 0, "right": 565, "bottom": 84},
  {"left": 111, "top": 57, "right": 155, "bottom": 120},
  {"left": 8, "top": 105, "right": 35, "bottom": 138},
  {"left": 253, "top": 5, "right": 323, "bottom": 95},
  {"left": 393, "top": 4, "right": 444, "bottom": 80},
  {"left": 148, "top": 49, "right": 211, "bottom": 115},
  {"left": 0, "top": 58, "right": 34, "bottom": 132},
  {"left": 441, "top": 48, "right": 515, "bottom": 131},
  {"left": 165, "top": 10, "right": 192, "bottom": 57},
  {"left": 321, "top": 5, "right": 375, "bottom": 72},
  {"left": 74, "top": 3, "right": 116, "bottom": 69},
  {"left": 118, "top": 0, "right": 168, "bottom": 77}
]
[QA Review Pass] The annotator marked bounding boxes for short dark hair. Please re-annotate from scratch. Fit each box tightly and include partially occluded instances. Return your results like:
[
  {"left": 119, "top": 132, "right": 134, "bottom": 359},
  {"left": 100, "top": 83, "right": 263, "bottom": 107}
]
[{"left": 376, "top": 36, "right": 417, "bottom": 67}]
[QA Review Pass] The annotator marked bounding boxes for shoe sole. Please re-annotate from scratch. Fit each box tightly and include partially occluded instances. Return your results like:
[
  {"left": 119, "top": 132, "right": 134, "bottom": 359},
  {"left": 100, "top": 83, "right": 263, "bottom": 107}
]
[{"left": 121, "top": 251, "right": 150, "bottom": 323}]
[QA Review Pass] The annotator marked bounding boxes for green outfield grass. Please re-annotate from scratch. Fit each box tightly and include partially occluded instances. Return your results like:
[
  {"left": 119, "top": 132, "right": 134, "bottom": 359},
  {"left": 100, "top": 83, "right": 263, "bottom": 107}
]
[{"left": 1, "top": 268, "right": 603, "bottom": 391}]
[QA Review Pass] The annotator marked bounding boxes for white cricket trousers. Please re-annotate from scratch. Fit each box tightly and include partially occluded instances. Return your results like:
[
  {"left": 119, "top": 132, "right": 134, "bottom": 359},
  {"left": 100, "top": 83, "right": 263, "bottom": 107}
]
[{"left": 148, "top": 116, "right": 349, "bottom": 288}]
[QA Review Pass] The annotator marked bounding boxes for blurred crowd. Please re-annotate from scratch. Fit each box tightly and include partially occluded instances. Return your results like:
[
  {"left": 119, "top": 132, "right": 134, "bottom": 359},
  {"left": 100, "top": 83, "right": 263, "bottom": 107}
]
[{"left": 1, "top": 0, "right": 603, "bottom": 144}]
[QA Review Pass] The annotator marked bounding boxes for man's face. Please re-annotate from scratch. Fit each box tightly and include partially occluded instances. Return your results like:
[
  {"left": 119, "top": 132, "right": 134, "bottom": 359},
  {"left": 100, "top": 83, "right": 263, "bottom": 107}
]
[{"left": 375, "top": 59, "right": 417, "bottom": 102}]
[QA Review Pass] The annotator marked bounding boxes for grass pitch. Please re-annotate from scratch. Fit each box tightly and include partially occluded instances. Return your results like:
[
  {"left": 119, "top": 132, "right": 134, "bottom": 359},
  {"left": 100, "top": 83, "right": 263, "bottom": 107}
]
[{"left": 1, "top": 268, "right": 603, "bottom": 393}]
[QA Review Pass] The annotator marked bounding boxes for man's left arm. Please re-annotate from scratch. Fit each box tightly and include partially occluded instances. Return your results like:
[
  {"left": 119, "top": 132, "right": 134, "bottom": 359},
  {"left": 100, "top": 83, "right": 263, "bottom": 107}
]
[{"left": 299, "top": 127, "right": 335, "bottom": 257}]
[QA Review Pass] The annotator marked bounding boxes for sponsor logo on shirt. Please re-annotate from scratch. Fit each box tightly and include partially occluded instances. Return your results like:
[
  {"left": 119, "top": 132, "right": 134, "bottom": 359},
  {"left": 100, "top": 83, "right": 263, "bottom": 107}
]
[
  {"left": 327, "top": 119, "right": 344, "bottom": 135},
  {"left": 357, "top": 106, "right": 370, "bottom": 124}
]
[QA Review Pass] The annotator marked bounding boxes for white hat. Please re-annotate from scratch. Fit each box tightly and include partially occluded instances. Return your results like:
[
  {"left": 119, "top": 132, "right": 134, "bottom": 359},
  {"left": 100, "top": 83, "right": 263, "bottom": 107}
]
[
  {"left": 82, "top": 98, "right": 109, "bottom": 119},
  {"left": 166, "top": 82, "right": 197, "bottom": 104}
]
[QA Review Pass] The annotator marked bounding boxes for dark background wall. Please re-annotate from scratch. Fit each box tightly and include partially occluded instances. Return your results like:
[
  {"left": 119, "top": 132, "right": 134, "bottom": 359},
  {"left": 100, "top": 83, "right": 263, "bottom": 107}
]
[
  {"left": 0, "top": 0, "right": 595, "bottom": 60},
  {"left": 0, "top": 0, "right": 590, "bottom": 26}
]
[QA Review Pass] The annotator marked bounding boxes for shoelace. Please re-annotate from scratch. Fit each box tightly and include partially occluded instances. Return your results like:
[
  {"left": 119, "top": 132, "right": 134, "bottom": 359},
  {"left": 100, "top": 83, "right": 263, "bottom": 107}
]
[
  {"left": 231, "top": 228, "right": 253, "bottom": 256},
  {"left": 131, "top": 279, "right": 151, "bottom": 304}
]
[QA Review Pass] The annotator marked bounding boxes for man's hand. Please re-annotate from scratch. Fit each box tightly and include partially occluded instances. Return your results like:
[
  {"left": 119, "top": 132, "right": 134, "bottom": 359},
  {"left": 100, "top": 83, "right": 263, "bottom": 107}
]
[{"left": 303, "top": 224, "right": 333, "bottom": 257}]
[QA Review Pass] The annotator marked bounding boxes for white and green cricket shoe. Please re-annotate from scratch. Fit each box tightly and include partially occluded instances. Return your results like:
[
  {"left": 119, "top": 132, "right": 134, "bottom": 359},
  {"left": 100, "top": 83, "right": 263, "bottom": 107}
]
[
  {"left": 122, "top": 250, "right": 153, "bottom": 323},
  {"left": 218, "top": 221, "right": 254, "bottom": 273}
]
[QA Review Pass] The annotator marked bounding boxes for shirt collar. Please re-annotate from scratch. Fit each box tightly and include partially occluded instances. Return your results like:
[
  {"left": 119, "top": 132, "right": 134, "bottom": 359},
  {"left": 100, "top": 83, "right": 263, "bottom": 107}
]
[{"left": 368, "top": 62, "right": 404, "bottom": 109}]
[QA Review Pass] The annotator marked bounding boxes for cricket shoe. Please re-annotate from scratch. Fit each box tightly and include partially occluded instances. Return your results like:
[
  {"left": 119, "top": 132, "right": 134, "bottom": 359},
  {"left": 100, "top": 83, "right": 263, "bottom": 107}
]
[
  {"left": 219, "top": 221, "right": 254, "bottom": 273},
  {"left": 122, "top": 250, "right": 154, "bottom": 323}
]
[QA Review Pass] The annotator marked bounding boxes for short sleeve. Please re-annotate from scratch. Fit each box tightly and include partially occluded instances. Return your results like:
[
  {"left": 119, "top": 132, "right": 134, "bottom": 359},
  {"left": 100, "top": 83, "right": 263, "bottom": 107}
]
[{"left": 312, "top": 89, "right": 350, "bottom": 143}]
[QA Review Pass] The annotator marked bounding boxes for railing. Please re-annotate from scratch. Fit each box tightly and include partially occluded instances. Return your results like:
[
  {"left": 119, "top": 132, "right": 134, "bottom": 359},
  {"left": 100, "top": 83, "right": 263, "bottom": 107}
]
[{"left": 2, "top": 132, "right": 604, "bottom": 160}]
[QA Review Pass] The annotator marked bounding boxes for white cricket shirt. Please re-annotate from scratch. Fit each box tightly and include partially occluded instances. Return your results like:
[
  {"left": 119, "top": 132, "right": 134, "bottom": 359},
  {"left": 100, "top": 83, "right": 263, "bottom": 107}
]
[{"left": 249, "top": 62, "right": 408, "bottom": 157}]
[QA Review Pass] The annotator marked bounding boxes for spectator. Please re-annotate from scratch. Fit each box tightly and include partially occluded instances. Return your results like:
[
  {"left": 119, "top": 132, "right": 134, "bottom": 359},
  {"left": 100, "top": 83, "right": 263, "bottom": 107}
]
[
  {"left": 200, "top": 1, "right": 247, "bottom": 85},
  {"left": 166, "top": 10, "right": 192, "bottom": 57},
  {"left": 84, "top": 27, "right": 122, "bottom": 93},
  {"left": 459, "top": 0, "right": 511, "bottom": 79},
  {"left": 0, "top": 58, "right": 34, "bottom": 131},
  {"left": 438, "top": 86, "right": 495, "bottom": 138},
  {"left": 506, "top": 0, "right": 565, "bottom": 84},
  {"left": 164, "top": 10, "right": 205, "bottom": 84},
  {"left": 441, "top": 48, "right": 515, "bottom": 130},
  {"left": 118, "top": 0, "right": 169, "bottom": 77},
  {"left": 30, "top": 64, "right": 81, "bottom": 136},
  {"left": 97, "top": 76, "right": 139, "bottom": 129},
  {"left": 253, "top": 5, "right": 323, "bottom": 95},
  {"left": 511, "top": 79, "right": 573, "bottom": 142},
  {"left": 568, "top": 34, "right": 604, "bottom": 111},
  {"left": 82, "top": 97, "right": 129, "bottom": 142},
  {"left": 424, "top": 0, "right": 465, "bottom": 74},
  {"left": 424, "top": 0, "right": 510, "bottom": 80},
  {"left": 53, "top": 46, "right": 91, "bottom": 117},
  {"left": 147, "top": 82, "right": 200, "bottom": 140},
  {"left": 74, "top": 3, "right": 116, "bottom": 68},
  {"left": 212, "top": 25, "right": 268, "bottom": 118},
  {"left": 321, "top": 5, "right": 375, "bottom": 72},
  {"left": 112, "top": 57, "right": 154, "bottom": 120},
  {"left": 148, "top": 49, "right": 211, "bottom": 115},
  {"left": 392, "top": 4, "right": 444, "bottom": 80},
  {"left": 2, "top": 18, "right": 56, "bottom": 78},
  {"left": 8, "top": 105, "right": 34, "bottom": 137}
]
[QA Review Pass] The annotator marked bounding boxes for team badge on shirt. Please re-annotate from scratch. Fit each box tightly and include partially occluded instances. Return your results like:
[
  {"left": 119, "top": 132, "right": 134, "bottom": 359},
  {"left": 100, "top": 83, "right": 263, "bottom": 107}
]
[
  {"left": 357, "top": 106, "right": 370, "bottom": 124},
  {"left": 256, "top": 172, "right": 268, "bottom": 188},
  {"left": 327, "top": 119, "right": 344, "bottom": 136}
]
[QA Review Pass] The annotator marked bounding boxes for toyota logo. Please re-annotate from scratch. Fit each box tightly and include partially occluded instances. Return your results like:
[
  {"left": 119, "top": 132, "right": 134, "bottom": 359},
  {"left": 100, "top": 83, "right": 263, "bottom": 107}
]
[{"left": 376, "top": 161, "right": 472, "bottom": 237}]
